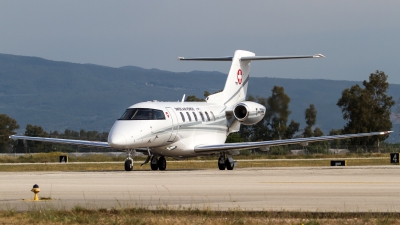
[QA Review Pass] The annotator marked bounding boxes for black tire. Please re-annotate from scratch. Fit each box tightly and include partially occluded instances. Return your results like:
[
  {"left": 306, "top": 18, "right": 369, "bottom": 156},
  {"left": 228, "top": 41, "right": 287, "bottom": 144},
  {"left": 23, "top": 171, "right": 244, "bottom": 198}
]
[
  {"left": 158, "top": 156, "right": 167, "bottom": 171},
  {"left": 218, "top": 157, "right": 226, "bottom": 170},
  {"left": 124, "top": 159, "right": 133, "bottom": 171},
  {"left": 150, "top": 156, "right": 159, "bottom": 170},
  {"left": 225, "top": 159, "right": 234, "bottom": 170}
]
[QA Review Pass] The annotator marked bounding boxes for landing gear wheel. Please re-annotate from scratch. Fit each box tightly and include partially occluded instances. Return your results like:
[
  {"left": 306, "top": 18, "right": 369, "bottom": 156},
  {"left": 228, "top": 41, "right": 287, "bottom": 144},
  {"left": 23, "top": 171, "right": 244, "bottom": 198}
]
[
  {"left": 150, "top": 156, "right": 159, "bottom": 170},
  {"left": 218, "top": 157, "right": 226, "bottom": 170},
  {"left": 158, "top": 156, "right": 167, "bottom": 171},
  {"left": 124, "top": 158, "right": 133, "bottom": 171},
  {"left": 225, "top": 159, "right": 234, "bottom": 170}
]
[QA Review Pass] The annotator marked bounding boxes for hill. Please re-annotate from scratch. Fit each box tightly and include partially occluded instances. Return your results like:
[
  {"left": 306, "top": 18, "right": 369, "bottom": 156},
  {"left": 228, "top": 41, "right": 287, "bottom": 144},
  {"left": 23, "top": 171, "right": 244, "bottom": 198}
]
[{"left": 0, "top": 53, "right": 398, "bottom": 142}]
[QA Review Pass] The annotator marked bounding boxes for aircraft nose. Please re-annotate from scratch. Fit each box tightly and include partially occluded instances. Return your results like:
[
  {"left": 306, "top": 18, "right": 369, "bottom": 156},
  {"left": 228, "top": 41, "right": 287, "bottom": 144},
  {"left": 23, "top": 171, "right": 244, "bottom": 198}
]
[{"left": 108, "top": 133, "right": 127, "bottom": 147}]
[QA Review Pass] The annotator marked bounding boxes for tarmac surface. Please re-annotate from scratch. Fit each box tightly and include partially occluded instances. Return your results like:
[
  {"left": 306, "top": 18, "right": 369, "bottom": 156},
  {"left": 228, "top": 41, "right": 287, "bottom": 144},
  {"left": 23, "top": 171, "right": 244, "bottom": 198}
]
[{"left": 1, "top": 166, "right": 400, "bottom": 212}]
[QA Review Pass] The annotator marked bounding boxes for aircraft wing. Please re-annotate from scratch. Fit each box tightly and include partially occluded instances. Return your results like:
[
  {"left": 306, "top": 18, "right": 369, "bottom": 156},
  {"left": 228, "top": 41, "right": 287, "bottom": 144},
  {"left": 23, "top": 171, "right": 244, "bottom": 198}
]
[
  {"left": 194, "top": 131, "right": 393, "bottom": 153},
  {"left": 9, "top": 135, "right": 111, "bottom": 148}
]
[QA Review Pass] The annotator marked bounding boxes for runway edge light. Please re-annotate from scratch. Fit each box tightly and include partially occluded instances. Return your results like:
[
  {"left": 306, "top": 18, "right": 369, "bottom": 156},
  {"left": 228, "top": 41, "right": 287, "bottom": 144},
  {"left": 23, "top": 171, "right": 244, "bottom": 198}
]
[{"left": 31, "top": 184, "right": 40, "bottom": 201}]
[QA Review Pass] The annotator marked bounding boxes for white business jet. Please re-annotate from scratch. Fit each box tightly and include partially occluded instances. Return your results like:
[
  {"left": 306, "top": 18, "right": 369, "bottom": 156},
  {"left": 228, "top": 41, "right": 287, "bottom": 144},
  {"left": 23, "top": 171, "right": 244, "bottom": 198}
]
[{"left": 10, "top": 50, "right": 392, "bottom": 171}]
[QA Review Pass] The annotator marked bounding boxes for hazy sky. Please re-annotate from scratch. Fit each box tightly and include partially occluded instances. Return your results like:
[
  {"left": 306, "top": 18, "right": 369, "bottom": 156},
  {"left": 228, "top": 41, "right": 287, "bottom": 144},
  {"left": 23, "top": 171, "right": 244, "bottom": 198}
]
[{"left": 1, "top": 1, "right": 400, "bottom": 83}]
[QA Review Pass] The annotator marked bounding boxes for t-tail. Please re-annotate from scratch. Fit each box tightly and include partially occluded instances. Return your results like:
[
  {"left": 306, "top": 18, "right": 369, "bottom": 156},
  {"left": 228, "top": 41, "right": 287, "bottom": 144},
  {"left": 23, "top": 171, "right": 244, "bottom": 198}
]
[{"left": 178, "top": 50, "right": 324, "bottom": 108}]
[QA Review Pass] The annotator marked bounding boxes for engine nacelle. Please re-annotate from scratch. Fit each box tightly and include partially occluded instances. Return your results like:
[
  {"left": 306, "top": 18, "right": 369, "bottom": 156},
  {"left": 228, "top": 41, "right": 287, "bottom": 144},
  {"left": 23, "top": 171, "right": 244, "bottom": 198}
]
[{"left": 233, "top": 101, "right": 266, "bottom": 125}]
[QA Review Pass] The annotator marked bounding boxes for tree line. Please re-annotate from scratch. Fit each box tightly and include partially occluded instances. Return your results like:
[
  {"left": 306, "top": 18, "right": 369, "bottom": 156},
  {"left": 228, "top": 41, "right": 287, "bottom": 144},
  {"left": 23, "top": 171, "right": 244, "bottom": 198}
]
[{"left": 0, "top": 70, "right": 397, "bottom": 153}]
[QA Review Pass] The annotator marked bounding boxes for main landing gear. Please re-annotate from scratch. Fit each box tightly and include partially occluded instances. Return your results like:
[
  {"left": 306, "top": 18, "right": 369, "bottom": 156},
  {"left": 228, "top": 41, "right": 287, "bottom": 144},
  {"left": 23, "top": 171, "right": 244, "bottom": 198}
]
[
  {"left": 124, "top": 148, "right": 167, "bottom": 171},
  {"left": 150, "top": 156, "right": 167, "bottom": 171},
  {"left": 218, "top": 152, "right": 236, "bottom": 170}
]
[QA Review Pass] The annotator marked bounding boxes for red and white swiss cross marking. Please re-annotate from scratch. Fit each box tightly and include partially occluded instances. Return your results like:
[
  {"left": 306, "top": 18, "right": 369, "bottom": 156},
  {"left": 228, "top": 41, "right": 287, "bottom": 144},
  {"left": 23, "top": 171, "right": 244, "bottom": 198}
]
[
  {"left": 237, "top": 69, "right": 243, "bottom": 85},
  {"left": 165, "top": 112, "right": 170, "bottom": 118}
]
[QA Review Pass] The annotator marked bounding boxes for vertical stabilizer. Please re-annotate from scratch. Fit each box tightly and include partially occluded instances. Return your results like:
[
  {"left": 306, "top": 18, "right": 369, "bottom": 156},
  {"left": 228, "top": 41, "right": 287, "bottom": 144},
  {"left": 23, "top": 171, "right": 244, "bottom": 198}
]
[{"left": 220, "top": 50, "right": 255, "bottom": 107}]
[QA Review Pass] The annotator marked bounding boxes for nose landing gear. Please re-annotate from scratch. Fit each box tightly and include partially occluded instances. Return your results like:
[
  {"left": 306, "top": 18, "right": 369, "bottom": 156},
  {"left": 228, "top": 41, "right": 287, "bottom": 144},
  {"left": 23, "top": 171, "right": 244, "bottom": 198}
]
[
  {"left": 124, "top": 158, "right": 133, "bottom": 171},
  {"left": 124, "top": 149, "right": 134, "bottom": 171}
]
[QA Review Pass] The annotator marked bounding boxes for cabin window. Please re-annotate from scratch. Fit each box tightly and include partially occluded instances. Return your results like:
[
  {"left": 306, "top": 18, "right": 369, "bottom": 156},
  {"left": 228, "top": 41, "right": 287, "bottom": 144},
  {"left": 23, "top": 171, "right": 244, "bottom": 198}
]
[
  {"left": 119, "top": 108, "right": 166, "bottom": 120},
  {"left": 186, "top": 112, "right": 192, "bottom": 122},
  {"left": 192, "top": 112, "right": 198, "bottom": 121},
  {"left": 180, "top": 112, "right": 185, "bottom": 122},
  {"left": 210, "top": 111, "right": 216, "bottom": 121},
  {"left": 204, "top": 112, "right": 210, "bottom": 121},
  {"left": 199, "top": 112, "right": 205, "bottom": 122}
]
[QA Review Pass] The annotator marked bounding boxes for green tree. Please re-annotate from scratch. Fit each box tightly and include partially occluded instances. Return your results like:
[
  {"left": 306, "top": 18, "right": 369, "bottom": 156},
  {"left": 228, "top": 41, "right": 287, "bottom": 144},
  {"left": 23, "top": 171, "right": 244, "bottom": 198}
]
[
  {"left": 225, "top": 133, "right": 244, "bottom": 143},
  {"left": 186, "top": 90, "right": 223, "bottom": 102},
  {"left": 80, "top": 129, "right": 87, "bottom": 140},
  {"left": 185, "top": 95, "right": 205, "bottom": 102},
  {"left": 266, "top": 86, "right": 299, "bottom": 140},
  {"left": 313, "top": 127, "right": 324, "bottom": 137},
  {"left": 303, "top": 104, "right": 324, "bottom": 138},
  {"left": 0, "top": 114, "right": 20, "bottom": 152},
  {"left": 286, "top": 120, "right": 301, "bottom": 139},
  {"left": 23, "top": 124, "right": 51, "bottom": 153},
  {"left": 304, "top": 104, "right": 316, "bottom": 137},
  {"left": 337, "top": 70, "right": 394, "bottom": 146}
]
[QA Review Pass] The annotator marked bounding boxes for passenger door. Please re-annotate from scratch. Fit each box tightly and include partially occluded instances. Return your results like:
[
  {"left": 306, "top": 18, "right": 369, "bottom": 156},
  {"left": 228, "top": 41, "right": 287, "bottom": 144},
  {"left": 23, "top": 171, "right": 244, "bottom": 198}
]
[{"left": 166, "top": 107, "right": 179, "bottom": 142}]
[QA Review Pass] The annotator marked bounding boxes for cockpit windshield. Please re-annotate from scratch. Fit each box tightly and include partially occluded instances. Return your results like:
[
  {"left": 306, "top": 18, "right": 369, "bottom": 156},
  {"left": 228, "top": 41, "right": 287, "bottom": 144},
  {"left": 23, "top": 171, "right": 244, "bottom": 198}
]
[{"left": 119, "top": 108, "right": 166, "bottom": 120}]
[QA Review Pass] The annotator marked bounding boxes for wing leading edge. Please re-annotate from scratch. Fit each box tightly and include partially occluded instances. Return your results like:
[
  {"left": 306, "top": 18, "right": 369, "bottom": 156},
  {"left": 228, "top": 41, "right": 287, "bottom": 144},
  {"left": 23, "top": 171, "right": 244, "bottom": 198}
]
[
  {"left": 9, "top": 135, "right": 111, "bottom": 148},
  {"left": 194, "top": 131, "right": 393, "bottom": 153}
]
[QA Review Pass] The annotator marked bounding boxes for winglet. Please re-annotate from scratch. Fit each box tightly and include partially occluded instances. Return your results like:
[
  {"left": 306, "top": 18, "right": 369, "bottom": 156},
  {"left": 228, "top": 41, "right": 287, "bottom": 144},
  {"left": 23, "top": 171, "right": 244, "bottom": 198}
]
[{"left": 313, "top": 54, "right": 325, "bottom": 58}]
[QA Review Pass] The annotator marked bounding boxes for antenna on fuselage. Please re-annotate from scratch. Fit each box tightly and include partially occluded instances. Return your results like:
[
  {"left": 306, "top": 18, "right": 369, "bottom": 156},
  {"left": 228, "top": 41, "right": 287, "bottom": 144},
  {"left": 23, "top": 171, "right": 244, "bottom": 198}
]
[{"left": 181, "top": 94, "right": 185, "bottom": 103}]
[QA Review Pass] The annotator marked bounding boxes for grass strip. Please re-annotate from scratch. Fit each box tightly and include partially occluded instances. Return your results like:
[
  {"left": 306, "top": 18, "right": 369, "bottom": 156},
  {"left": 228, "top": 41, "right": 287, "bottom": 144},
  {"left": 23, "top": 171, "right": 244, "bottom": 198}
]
[
  {"left": 1, "top": 207, "right": 399, "bottom": 225},
  {"left": 0, "top": 152, "right": 394, "bottom": 163},
  {"left": 0, "top": 158, "right": 393, "bottom": 172}
]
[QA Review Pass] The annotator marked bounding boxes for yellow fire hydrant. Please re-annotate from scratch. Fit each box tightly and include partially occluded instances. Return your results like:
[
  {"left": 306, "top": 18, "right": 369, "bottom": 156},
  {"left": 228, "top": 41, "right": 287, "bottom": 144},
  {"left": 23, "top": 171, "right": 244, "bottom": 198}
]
[{"left": 31, "top": 184, "right": 40, "bottom": 201}]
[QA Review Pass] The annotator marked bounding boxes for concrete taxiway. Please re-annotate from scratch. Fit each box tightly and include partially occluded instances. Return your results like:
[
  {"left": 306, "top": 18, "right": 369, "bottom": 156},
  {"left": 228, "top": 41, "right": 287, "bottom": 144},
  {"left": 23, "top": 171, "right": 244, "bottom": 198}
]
[{"left": 1, "top": 166, "right": 400, "bottom": 212}]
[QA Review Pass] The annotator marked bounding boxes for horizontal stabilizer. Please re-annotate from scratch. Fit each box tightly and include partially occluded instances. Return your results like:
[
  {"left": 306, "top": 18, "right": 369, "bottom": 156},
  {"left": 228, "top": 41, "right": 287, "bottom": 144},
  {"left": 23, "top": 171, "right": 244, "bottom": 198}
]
[
  {"left": 178, "top": 56, "right": 232, "bottom": 61},
  {"left": 178, "top": 54, "right": 324, "bottom": 62},
  {"left": 240, "top": 54, "right": 325, "bottom": 61}
]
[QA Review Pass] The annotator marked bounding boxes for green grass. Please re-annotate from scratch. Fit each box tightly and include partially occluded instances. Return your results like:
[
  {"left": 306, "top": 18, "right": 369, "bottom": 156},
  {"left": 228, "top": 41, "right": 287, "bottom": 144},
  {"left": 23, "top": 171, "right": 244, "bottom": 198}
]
[
  {"left": 0, "top": 152, "right": 128, "bottom": 163},
  {"left": 1, "top": 207, "right": 400, "bottom": 225},
  {"left": 0, "top": 154, "right": 394, "bottom": 172},
  {"left": 0, "top": 151, "right": 393, "bottom": 163}
]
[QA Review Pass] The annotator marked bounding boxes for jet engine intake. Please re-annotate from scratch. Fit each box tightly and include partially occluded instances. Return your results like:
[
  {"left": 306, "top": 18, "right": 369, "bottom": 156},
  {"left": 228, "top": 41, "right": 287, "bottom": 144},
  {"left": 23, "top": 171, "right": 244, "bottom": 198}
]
[{"left": 233, "top": 101, "right": 266, "bottom": 125}]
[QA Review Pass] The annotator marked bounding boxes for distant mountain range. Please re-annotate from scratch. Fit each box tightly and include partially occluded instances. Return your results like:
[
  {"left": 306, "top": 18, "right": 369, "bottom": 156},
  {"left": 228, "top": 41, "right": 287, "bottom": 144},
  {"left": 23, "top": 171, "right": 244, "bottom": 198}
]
[{"left": 0, "top": 53, "right": 399, "bottom": 142}]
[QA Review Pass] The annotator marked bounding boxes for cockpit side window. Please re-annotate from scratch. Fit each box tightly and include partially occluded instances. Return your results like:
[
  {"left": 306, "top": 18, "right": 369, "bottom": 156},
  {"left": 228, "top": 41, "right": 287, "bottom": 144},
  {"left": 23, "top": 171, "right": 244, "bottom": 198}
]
[
  {"left": 119, "top": 108, "right": 166, "bottom": 120},
  {"left": 192, "top": 112, "right": 198, "bottom": 121}
]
